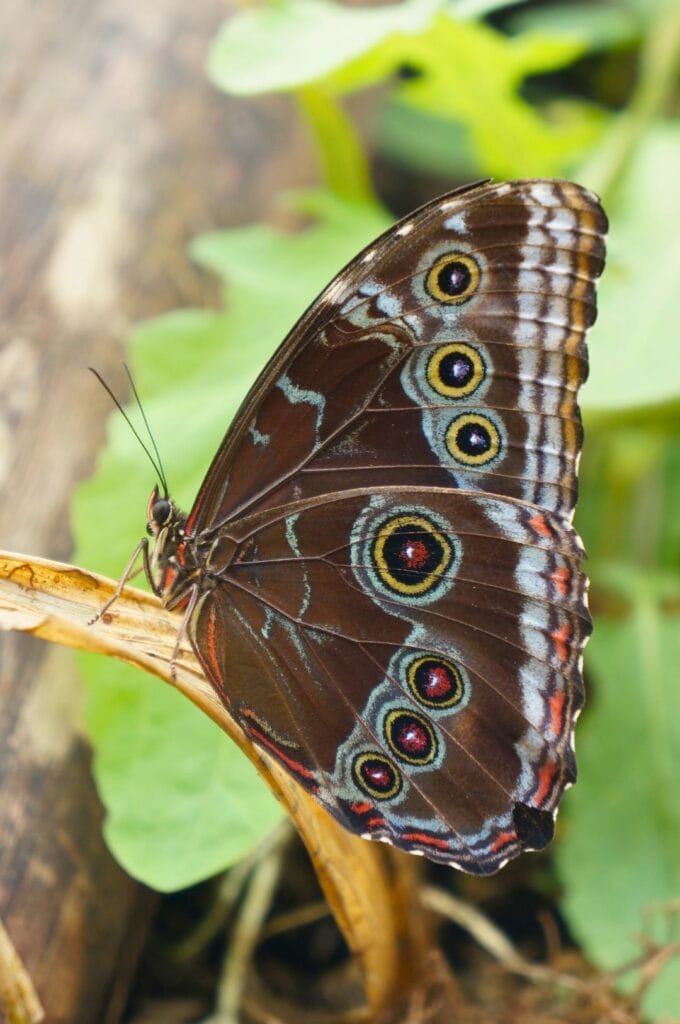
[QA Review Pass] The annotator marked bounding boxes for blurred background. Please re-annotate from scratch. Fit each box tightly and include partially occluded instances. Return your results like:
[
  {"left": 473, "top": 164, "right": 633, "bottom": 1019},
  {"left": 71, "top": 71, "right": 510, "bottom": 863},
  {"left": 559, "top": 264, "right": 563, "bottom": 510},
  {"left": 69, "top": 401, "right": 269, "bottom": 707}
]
[{"left": 1, "top": 1, "right": 678, "bottom": 1021}]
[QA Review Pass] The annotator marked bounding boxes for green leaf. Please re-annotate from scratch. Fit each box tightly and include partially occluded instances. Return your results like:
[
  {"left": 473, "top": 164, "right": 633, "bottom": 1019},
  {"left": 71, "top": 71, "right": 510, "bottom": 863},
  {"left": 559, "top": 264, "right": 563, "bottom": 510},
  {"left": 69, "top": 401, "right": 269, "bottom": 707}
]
[
  {"left": 207, "top": 0, "right": 441, "bottom": 96},
  {"left": 507, "top": 2, "right": 639, "bottom": 50},
  {"left": 395, "top": 15, "right": 606, "bottom": 179},
  {"left": 583, "top": 124, "right": 680, "bottom": 412},
  {"left": 378, "top": 102, "right": 480, "bottom": 180},
  {"left": 557, "top": 595, "right": 680, "bottom": 1018},
  {"left": 209, "top": 1, "right": 607, "bottom": 181},
  {"left": 72, "top": 193, "right": 390, "bottom": 890},
  {"left": 83, "top": 654, "right": 282, "bottom": 892},
  {"left": 190, "top": 190, "right": 389, "bottom": 311},
  {"left": 621, "top": 0, "right": 678, "bottom": 21}
]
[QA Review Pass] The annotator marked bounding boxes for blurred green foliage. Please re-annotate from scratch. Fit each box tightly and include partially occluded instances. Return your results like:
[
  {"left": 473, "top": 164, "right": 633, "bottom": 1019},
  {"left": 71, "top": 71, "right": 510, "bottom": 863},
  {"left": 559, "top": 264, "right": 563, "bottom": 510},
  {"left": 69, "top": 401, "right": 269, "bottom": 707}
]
[{"left": 73, "top": 0, "right": 680, "bottom": 1014}]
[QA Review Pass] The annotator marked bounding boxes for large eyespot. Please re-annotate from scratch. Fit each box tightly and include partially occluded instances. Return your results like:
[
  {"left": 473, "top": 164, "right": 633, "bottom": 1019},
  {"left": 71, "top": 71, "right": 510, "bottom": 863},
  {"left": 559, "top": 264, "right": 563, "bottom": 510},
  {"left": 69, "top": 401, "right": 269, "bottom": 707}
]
[
  {"left": 445, "top": 413, "right": 501, "bottom": 466},
  {"left": 372, "top": 513, "right": 454, "bottom": 597},
  {"left": 426, "top": 252, "right": 480, "bottom": 304},
  {"left": 427, "top": 343, "right": 486, "bottom": 398},
  {"left": 407, "top": 655, "right": 467, "bottom": 709},
  {"left": 353, "top": 752, "right": 402, "bottom": 800},
  {"left": 384, "top": 709, "right": 437, "bottom": 765}
]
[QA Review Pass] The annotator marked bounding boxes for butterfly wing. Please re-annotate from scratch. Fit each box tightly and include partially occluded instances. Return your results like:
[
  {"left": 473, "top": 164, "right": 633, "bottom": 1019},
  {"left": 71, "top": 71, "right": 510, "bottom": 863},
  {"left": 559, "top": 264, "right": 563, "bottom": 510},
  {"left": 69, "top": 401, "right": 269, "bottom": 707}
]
[
  {"left": 184, "top": 179, "right": 606, "bottom": 537},
  {"left": 190, "top": 487, "right": 589, "bottom": 874},
  {"left": 178, "top": 178, "right": 606, "bottom": 871}
]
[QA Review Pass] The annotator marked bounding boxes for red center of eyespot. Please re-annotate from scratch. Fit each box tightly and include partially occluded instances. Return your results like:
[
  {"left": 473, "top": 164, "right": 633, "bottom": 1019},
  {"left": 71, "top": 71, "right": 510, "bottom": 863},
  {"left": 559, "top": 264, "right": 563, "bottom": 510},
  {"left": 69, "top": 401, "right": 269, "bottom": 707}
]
[
  {"left": 363, "top": 763, "right": 393, "bottom": 789},
  {"left": 424, "top": 665, "right": 454, "bottom": 699},
  {"left": 399, "top": 539, "right": 429, "bottom": 569},
  {"left": 396, "top": 720, "right": 429, "bottom": 754}
]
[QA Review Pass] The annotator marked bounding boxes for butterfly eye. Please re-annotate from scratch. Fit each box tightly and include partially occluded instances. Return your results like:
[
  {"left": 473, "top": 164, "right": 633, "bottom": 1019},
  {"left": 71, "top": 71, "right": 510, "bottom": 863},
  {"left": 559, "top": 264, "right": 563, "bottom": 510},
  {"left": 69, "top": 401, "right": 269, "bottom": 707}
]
[
  {"left": 151, "top": 497, "right": 172, "bottom": 526},
  {"left": 427, "top": 342, "right": 485, "bottom": 398},
  {"left": 445, "top": 413, "right": 501, "bottom": 466},
  {"left": 426, "top": 252, "right": 480, "bottom": 304}
]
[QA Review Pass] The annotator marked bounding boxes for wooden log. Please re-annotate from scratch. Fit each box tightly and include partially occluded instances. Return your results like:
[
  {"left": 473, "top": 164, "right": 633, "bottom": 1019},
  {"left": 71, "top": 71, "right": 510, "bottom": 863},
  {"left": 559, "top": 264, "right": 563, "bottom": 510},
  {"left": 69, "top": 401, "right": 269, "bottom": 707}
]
[{"left": 0, "top": 2, "right": 315, "bottom": 1020}]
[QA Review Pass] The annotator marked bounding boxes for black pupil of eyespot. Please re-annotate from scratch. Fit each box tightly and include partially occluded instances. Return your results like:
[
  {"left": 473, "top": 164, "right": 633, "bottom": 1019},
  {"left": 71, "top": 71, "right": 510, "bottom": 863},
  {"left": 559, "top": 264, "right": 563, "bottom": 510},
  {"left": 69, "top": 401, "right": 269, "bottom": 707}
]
[
  {"left": 457, "top": 421, "right": 491, "bottom": 455},
  {"left": 438, "top": 260, "right": 470, "bottom": 296},
  {"left": 382, "top": 525, "right": 441, "bottom": 581},
  {"left": 439, "top": 352, "right": 474, "bottom": 388}
]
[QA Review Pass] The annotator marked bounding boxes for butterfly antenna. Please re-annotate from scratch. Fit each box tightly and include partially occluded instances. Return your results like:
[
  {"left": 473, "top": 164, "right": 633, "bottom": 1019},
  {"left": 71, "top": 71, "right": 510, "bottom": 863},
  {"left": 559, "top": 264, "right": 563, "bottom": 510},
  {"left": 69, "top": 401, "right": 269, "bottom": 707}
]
[
  {"left": 121, "top": 363, "right": 170, "bottom": 498},
  {"left": 89, "top": 366, "right": 169, "bottom": 498}
]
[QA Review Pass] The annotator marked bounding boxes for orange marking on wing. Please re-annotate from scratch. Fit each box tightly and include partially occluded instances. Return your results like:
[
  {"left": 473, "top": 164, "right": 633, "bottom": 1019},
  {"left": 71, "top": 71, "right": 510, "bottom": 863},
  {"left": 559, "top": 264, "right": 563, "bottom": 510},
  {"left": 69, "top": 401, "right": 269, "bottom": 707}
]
[
  {"left": 185, "top": 496, "right": 204, "bottom": 537},
  {"left": 549, "top": 690, "right": 566, "bottom": 736},
  {"left": 177, "top": 542, "right": 186, "bottom": 567},
  {"left": 245, "top": 722, "right": 317, "bottom": 785},
  {"left": 205, "top": 605, "right": 226, "bottom": 691},
  {"left": 402, "top": 832, "right": 450, "bottom": 851},
  {"left": 490, "top": 831, "right": 516, "bottom": 853},
  {"left": 551, "top": 622, "right": 572, "bottom": 662},
  {"left": 367, "top": 817, "right": 387, "bottom": 829},
  {"left": 163, "top": 565, "right": 176, "bottom": 592},
  {"left": 529, "top": 514, "right": 552, "bottom": 539},
  {"left": 551, "top": 566, "right": 571, "bottom": 597},
  {"left": 350, "top": 801, "right": 373, "bottom": 815},
  {"left": 535, "top": 761, "right": 557, "bottom": 806},
  {"left": 560, "top": 355, "right": 583, "bottom": 446}
]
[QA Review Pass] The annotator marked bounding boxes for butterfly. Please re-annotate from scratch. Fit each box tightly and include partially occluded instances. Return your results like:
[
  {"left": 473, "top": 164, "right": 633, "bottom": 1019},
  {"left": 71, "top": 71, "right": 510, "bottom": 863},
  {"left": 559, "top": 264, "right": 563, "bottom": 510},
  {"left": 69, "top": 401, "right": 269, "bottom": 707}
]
[{"left": 137, "top": 179, "right": 607, "bottom": 875}]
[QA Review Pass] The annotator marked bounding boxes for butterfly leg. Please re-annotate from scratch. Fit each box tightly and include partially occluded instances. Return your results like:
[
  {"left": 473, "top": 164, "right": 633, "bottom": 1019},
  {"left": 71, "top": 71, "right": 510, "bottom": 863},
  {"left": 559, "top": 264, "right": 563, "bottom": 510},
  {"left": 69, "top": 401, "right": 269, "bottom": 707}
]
[
  {"left": 167, "top": 584, "right": 200, "bottom": 681},
  {"left": 88, "top": 536, "right": 149, "bottom": 625}
]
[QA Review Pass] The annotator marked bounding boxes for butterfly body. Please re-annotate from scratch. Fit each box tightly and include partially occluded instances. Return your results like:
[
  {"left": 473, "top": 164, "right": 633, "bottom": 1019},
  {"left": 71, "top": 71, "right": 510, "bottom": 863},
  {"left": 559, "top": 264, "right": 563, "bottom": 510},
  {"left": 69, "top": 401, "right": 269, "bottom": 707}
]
[{"left": 144, "top": 179, "right": 606, "bottom": 874}]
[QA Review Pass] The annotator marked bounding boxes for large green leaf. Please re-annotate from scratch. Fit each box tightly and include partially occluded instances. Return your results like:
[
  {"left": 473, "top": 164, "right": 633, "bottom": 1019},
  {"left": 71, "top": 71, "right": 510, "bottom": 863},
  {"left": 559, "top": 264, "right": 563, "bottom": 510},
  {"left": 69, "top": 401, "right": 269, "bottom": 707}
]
[
  {"left": 583, "top": 124, "right": 680, "bottom": 412},
  {"left": 207, "top": 0, "right": 441, "bottom": 96},
  {"left": 209, "top": 0, "right": 606, "bottom": 181},
  {"left": 557, "top": 565, "right": 680, "bottom": 1018},
  {"left": 82, "top": 652, "right": 281, "bottom": 892},
  {"left": 394, "top": 15, "right": 605, "bottom": 179}
]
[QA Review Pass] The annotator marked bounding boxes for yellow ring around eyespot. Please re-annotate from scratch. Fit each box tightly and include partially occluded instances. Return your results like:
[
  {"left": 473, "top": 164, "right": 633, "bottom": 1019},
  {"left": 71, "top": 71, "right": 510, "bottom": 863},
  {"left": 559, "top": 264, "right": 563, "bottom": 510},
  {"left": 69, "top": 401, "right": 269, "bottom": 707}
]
[
  {"left": 445, "top": 413, "right": 501, "bottom": 466},
  {"left": 426, "top": 343, "right": 486, "bottom": 398},
  {"left": 407, "top": 655, "right": 465, "bottom": 709},
  {"left": 384, "top": 709, "right": 437, "bottom": 765},
  {"left": 373, "top": 514, "right": 452, "bottom": 596},
  {"left": 353, "top": 752, "right": 402, "bottom": 800},
  {"left": 425, "top": 252, "right": 480, "bottom": 304}
]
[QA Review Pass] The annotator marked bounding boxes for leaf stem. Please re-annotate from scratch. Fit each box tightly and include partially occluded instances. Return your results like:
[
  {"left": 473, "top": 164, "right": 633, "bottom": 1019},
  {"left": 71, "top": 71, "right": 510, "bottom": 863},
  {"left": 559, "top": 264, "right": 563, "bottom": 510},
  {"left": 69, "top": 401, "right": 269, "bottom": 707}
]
[{"left": 295, "top": 86, "right": 375, "bottom": 203}]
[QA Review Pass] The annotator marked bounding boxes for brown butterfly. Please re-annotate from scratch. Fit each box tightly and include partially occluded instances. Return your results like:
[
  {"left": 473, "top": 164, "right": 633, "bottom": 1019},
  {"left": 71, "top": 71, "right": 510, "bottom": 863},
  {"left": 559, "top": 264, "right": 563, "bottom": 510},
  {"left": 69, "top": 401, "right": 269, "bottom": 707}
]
[{"left": 126, "top": 179, "right": 606, "bottom": 874}]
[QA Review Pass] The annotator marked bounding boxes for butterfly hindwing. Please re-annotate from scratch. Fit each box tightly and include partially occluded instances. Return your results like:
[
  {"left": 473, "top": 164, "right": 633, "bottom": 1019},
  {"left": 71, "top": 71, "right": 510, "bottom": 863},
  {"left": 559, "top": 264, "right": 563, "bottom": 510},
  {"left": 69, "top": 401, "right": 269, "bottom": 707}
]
[{"left": 190, "top": 486, "right": 590, "bottom": 873}]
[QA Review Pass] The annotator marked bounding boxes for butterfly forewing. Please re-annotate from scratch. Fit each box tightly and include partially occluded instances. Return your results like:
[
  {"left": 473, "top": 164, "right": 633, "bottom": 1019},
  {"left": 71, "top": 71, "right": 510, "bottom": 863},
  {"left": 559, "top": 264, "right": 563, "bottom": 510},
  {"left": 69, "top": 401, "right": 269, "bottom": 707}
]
[
  {"left": 155, "top": 178, "right": 607, "bottom": 873},
  {"left": 185, "top": 179, "right": 605, "bottom": 534}
]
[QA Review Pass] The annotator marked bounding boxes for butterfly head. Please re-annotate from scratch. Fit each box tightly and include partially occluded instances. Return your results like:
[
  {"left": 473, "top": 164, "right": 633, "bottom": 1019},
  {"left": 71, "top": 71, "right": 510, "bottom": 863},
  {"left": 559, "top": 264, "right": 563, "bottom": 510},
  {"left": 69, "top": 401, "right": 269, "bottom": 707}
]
[
  {"left": 146, "top": 484, "right": 175, "bottom": 538},
  {"left": 145, "top": 484, "right": 191, "bottom": 606}
]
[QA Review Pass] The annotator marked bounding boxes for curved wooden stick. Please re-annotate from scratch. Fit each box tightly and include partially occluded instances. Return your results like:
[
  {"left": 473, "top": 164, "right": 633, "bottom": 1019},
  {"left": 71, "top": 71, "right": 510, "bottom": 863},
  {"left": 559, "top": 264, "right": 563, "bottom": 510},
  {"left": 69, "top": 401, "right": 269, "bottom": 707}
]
[
  {"left": 0, "top": 551, "right": 442, "bottom": 1018},
  {"left": 0, "top": 916, "right": 44, "bottom": 1024}
]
